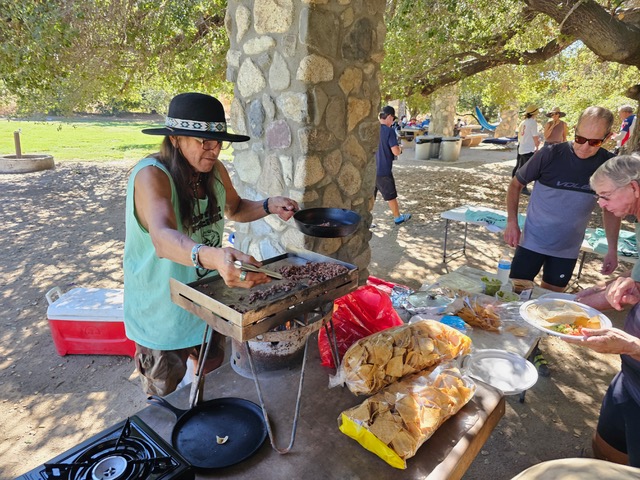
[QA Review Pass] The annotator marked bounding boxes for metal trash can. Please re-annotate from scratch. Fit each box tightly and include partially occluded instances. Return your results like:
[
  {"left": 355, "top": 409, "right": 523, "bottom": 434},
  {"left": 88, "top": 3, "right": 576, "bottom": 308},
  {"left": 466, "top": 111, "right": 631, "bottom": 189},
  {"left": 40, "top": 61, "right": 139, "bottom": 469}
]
[
  {"left": 415, "top": 136, "right": 434, "bottom": 160},
  {"left": 430, "top": 136, "right": 443, "bottom": 159},
  {"left": 440, "top": 136, "right": 462, "bottom": 162}
]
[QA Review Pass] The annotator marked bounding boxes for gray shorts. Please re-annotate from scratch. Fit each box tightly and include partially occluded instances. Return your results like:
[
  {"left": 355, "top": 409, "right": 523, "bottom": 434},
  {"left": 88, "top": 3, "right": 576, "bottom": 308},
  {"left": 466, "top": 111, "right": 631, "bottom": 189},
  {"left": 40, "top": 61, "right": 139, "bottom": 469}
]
[{"left": 134, "top": 332, "right": 225, "bottom": 396}]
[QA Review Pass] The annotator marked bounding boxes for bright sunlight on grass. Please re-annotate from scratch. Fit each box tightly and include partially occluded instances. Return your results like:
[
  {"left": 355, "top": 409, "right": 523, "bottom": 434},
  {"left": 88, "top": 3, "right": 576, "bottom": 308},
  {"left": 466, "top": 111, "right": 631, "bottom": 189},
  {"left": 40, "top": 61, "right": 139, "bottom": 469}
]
[{"left": 0, "top": 117, "right": 235, "bottom": 163}]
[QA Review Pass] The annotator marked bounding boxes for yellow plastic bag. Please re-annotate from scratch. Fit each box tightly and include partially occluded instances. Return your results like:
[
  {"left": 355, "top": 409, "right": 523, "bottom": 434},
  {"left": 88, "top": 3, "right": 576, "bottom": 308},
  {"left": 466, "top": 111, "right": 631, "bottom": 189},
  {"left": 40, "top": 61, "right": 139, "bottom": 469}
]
[{"left": 338, "top": 367, "right": 476, "bottom": 469}]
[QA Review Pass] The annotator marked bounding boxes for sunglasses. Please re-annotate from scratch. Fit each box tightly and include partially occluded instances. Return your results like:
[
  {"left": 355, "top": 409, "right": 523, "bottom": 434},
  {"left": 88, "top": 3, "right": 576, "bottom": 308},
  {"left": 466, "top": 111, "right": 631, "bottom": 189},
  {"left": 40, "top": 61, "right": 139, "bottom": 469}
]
[
  {"left": 574, "top": 134, "right": 608, "bottom": 147},
  {"left": 193, "top": 137, "right": 231, "bottom": 151}
]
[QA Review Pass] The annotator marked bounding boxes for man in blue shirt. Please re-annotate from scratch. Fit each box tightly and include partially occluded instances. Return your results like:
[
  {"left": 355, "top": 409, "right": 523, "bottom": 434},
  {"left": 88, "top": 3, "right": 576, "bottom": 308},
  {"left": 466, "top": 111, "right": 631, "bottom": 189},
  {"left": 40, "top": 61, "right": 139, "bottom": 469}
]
[{"left": 375, "top": 106, "right": 411, "bottom": 225}]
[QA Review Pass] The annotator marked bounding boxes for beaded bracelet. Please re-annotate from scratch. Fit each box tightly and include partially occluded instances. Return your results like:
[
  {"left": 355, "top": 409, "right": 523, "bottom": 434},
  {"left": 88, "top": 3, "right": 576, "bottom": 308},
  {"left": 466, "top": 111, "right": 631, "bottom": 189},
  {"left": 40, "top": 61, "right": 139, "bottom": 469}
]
[
  {"left": 190, "top": 244, "right": 205, "bottom": 269},
  {"left": 263, "top": 198, "right": 271, "bottom": 214}
]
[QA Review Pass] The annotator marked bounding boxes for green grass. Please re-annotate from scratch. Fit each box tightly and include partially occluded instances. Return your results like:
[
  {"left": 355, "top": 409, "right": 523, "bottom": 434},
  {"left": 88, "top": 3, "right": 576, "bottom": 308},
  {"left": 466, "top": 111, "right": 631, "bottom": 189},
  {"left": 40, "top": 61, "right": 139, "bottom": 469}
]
[{"left": 0, "top": 117, "right": 234, "bottom": 162}]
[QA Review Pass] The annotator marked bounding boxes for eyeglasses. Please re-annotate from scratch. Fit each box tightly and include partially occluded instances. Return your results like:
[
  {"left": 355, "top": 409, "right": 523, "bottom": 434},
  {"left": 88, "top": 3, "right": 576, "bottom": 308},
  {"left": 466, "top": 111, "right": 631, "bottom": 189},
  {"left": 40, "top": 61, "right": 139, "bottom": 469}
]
[
  {"left": 594, "top": 186, "right": 624, "bottom": 202},
  {"left": 193, "top": 137, "right": 231, "bottom": 151},
  {"left": 574, "top": 134, "right": 608, "bottom": 147}
]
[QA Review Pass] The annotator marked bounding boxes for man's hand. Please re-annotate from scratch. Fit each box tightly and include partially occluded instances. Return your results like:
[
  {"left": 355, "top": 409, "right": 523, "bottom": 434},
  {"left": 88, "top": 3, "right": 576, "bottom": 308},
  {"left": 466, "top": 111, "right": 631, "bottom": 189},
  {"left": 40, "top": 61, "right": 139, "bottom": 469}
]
[
  {"left": 605, "top": 276, "right": 640, "bottom": 310},
  {"left": 564, "top": 327, "right": 640, "bottom": 359},
  {"left": 267, "top": 196, "right": 299, "bottom": 221},
  {"left": 601, "top": 251, "right": 618, "bottom": 275},
  {"left": 503, "top": 222, "right": 521, "bottom": 248}
]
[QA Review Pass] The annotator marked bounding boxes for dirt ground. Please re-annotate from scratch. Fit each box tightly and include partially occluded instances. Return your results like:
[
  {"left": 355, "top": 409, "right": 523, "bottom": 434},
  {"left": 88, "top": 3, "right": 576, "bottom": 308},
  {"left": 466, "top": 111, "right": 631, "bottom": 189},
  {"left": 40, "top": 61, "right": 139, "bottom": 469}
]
[{"left": 0, "top": 143, "right": 630, "bottom": 479}]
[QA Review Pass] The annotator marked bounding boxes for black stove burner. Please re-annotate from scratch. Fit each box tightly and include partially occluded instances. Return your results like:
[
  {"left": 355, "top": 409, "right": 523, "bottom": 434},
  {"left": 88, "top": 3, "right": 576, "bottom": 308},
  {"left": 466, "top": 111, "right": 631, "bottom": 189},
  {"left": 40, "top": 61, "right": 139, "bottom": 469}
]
[{"left": 16, "top": 416, "right": 194, "bottom": 480}]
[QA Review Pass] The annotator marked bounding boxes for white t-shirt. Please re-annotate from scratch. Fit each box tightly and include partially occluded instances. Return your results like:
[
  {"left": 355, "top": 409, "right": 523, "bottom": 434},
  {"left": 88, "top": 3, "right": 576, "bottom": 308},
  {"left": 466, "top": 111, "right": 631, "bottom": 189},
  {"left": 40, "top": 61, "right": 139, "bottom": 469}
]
[{"left": 518, "top": 117, "right": 540, "bottom": 155}]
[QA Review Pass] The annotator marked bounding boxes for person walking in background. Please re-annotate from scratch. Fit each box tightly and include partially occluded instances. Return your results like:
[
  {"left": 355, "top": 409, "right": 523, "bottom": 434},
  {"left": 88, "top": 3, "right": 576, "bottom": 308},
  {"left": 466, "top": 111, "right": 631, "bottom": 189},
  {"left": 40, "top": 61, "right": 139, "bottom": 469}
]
[
  {"left": 613, "top": 105, "right": 637, "bottom": 154},
  {"left": 543, "top": 106, "right": 568, "bottom": 145},
  {"left": 513, "top": 105, "right": 541, "bottom": 195},
  {"left": 375, "top": 105, "right": 411, "bottom": 226}
]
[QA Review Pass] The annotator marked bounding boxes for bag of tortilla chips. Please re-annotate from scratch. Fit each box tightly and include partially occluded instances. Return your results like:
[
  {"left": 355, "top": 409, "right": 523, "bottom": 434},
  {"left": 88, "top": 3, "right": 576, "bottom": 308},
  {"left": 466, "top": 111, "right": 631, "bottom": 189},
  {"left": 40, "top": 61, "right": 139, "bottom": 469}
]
[
  {"left": 332, "top": 319, "right": 471, "bottom": 395},
  {"left": 338, "top": 366, "right": 475, "bottom": 469}
]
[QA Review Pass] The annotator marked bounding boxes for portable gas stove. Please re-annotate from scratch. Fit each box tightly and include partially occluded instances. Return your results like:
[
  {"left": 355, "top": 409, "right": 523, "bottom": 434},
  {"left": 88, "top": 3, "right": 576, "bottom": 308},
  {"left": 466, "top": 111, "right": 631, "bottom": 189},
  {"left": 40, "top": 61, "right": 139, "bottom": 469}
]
[{"left": 17, "top": 416, "right": 194, "bottom": 480}]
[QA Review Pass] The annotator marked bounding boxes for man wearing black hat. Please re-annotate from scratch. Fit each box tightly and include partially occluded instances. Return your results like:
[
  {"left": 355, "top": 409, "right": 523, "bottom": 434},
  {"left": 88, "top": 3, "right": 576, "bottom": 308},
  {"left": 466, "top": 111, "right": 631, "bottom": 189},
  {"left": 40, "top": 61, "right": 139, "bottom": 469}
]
[
  {"left": 375, "top": 105, "right": 412, "bottom": 225},
  {"left": 124, "top": 92, "right": 298, "bottom": 396}
]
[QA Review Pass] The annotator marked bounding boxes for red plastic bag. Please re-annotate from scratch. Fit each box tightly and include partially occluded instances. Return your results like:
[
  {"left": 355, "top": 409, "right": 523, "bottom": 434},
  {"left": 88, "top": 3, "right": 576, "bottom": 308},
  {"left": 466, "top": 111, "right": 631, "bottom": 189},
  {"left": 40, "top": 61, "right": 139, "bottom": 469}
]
[{"left": 318, "top": 285, "right": 404, "bottom": 368}]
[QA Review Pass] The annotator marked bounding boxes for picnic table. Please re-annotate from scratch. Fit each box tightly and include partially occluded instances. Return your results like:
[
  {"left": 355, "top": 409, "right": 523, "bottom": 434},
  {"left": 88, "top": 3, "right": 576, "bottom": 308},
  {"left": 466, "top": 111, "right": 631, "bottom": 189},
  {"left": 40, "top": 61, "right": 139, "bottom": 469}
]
[
  {"left": 440, "top": 205, "right": 637, "bottom": 282},
  {"left": 137, "top": 332, "right": 504, "bottom": 479}
]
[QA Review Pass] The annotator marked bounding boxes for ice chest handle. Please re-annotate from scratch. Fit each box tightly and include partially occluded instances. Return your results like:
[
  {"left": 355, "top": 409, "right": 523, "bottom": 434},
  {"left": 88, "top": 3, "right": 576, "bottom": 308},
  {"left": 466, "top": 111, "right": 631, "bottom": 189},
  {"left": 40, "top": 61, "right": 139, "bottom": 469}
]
[{"left": 46, "top": 286, "right": 64, "bottom": 306}]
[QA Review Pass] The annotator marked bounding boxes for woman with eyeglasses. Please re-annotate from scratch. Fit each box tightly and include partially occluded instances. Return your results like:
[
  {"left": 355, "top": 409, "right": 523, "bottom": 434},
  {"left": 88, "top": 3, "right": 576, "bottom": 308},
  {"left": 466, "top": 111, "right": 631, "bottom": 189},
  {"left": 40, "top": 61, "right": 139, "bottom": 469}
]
[
  {"left": 543, "top": 107, "right": 569, "bottom": 145},
  {"left": 124, "top": 92, "right": 298, "bottom": 396},
  {"left": 569, "top": 155, "right": 640, "bottom": 467}
]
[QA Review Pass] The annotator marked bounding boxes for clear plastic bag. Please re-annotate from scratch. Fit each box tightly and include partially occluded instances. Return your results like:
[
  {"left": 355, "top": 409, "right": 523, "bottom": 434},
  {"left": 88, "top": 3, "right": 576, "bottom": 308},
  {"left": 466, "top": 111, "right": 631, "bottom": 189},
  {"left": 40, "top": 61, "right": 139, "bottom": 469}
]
[
  {"left": 330, "top": 319, "right": 472, "bottom": 395},
  {"left": 338, "top": 366, "right": 476, "bottom": 469}
]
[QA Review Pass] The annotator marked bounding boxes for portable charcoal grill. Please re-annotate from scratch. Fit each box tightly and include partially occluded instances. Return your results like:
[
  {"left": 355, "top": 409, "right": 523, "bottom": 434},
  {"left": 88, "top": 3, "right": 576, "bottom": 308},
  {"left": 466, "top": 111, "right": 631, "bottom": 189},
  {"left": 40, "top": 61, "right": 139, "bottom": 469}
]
[{"left": 169, "top": 246, "right": 358, "bottom": 453}]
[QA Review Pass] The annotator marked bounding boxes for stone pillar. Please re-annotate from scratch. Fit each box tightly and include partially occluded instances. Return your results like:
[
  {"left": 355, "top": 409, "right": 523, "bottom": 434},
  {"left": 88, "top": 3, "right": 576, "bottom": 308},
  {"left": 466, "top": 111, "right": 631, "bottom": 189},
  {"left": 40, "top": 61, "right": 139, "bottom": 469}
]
[
  {"left": 495, "top": 103, "right": 518, "bottom": 138},
  {"left": 225, "top": 0, "right": 387, "bottom": 279},
  {"left": 429, "top": 85, "right": 458, "bottom": 136}
]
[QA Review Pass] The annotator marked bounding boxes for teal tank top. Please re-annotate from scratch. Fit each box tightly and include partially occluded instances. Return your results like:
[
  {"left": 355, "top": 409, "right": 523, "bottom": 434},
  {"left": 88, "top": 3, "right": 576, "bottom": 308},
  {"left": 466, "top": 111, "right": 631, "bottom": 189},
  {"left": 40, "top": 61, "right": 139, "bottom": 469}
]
[{"left": 123, "top": 158, "right": 225, "bottom": 350}]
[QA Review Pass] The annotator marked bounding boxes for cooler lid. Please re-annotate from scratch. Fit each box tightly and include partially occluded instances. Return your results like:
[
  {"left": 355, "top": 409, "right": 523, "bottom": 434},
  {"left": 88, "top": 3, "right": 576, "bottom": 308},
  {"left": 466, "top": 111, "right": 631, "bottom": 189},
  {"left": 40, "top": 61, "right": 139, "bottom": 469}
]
[
  {"left": 462, "top": 349, "right": 538, "bottom": 395},
  {"left": 47, "top": 288, "right": 123, "bottom": 321}
]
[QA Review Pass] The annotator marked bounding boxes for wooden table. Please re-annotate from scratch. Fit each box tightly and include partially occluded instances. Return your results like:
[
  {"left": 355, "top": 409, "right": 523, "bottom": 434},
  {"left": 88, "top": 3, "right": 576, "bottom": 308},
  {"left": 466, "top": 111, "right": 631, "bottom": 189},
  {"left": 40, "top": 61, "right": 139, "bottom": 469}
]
[{"left": 137, "top": 338, "right": 504, "bottom": 479}]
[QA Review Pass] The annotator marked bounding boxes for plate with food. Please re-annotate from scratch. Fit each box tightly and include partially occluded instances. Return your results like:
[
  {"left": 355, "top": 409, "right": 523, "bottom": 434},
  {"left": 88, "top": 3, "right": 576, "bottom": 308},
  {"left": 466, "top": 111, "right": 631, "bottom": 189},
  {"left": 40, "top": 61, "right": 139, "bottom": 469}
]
[{"left": 519, "top": 298, "right": 611, "bottom": 339}]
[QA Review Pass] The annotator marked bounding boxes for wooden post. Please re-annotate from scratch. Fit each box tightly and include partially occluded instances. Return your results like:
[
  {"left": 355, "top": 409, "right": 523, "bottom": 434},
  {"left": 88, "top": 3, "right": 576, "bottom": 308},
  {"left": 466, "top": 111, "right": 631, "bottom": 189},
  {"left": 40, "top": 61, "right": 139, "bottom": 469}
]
[{"left": 14, "top": 131, "right": 22, "bottom": 158}]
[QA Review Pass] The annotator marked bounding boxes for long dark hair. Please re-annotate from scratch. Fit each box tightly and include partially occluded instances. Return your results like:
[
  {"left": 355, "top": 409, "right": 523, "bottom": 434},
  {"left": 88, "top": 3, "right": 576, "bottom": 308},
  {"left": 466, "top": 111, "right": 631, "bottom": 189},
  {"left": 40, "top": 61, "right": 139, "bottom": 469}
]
[{"left": 152, "top": 136, "right": 219, "bottom": 233}]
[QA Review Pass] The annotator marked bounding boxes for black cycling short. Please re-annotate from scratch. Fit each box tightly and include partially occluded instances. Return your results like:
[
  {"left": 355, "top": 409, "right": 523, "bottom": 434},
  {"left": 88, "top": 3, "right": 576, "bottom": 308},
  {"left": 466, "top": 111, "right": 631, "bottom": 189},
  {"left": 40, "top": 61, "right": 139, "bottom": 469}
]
[
  {"left": 509, "top": 246, "right": 577, "bottom": 288},
  {"left": 375, "top": 174, "right": 398, "bottom": 201}
]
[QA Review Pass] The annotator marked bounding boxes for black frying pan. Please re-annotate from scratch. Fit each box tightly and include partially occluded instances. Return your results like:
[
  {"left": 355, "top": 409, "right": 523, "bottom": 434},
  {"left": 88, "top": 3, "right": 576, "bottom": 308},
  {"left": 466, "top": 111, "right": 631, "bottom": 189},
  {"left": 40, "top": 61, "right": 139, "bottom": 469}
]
[
  {"left": 147, "top": 395, "right": 267, "bottom": 469},
  {"left": 293, "top": 208, "right": 361, "bottom": 238}
]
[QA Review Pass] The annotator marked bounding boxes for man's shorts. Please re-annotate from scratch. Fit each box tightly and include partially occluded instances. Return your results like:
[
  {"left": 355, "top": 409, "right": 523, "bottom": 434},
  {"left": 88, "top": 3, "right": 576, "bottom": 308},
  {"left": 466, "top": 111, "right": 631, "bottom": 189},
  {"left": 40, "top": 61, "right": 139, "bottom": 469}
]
[
  {"left": 134, "top": 331, "right": 225, "bottom": 397},
  {"left": 597, "top": 376, "right": 640, "bottom": 465},
  {"left": 375, "top": 174, "right": 398, "bottom": 201},
  {"left": 510, "top": 246, "right": 577, "bottom": 288}
]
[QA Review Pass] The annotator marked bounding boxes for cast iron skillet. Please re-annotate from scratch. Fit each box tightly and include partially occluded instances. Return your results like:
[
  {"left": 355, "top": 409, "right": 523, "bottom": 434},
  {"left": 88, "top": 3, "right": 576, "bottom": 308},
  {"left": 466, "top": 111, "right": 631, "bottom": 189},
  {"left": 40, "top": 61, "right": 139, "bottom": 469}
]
[
  {"left": 147, "top": 395, "right": 267, "bottom": 469},
  {"left": 293, "top": 208, "right": 361, "bottom": 238}
]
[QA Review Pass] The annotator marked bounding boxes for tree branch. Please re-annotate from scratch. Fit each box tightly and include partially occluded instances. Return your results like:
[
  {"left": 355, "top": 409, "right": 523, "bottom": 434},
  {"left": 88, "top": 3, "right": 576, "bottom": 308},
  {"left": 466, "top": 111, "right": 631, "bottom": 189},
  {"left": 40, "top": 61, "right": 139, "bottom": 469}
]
[{"left": 409, "top": 38, "right": 569, "bottom": 97}]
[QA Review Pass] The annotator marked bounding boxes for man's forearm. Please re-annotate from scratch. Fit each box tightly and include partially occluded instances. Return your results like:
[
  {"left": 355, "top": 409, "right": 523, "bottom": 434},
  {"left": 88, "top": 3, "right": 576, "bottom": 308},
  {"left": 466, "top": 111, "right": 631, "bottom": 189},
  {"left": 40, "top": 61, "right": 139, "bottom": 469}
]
[
  {"left": 603, "top": 209, "right": 621, "bottom": 253},
  {"left": 506, "top": 178, "right": 523, "bottom": 221}
]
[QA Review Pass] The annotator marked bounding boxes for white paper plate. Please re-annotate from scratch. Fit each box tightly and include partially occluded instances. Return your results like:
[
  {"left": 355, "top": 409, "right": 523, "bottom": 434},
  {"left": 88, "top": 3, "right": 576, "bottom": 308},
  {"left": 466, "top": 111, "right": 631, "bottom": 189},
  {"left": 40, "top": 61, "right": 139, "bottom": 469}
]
[
  {"left": 462, "top": 349, "right": 538, "bottom": 395},
  {"left": 538, "top": 292, "right": 577, "bottom": 301},
  {"left": 519, "top": 298, "right": 612, "bottom": 340}
]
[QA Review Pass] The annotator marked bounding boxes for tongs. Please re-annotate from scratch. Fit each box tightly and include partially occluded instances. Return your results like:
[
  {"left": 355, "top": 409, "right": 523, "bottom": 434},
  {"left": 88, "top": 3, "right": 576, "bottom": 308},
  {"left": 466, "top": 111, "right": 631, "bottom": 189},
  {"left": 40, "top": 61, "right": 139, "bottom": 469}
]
[{"left": 234, "top": 260, "right": 283, "bottom": 280}]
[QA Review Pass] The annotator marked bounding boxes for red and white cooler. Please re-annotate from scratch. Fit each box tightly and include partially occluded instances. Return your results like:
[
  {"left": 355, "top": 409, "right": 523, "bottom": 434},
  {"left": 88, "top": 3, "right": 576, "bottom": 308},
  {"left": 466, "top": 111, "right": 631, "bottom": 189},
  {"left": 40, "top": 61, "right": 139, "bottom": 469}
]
[{"left": 45, "top": 287, "right": 135, "bottom": 357}]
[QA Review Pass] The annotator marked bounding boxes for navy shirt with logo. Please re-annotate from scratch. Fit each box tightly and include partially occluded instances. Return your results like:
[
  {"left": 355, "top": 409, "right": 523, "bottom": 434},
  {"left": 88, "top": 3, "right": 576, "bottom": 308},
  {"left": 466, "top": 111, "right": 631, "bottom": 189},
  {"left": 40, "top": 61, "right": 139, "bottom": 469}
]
[{"left": 515, "top": 143, "right": 615, "bottom": 259}]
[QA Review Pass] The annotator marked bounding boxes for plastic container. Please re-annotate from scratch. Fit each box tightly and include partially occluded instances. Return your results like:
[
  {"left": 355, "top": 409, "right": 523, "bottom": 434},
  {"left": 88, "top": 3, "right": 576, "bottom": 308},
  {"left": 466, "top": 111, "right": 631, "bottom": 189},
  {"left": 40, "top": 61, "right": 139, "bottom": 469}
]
[
  {"left": 430, "top": 136, "right": 443, "bottom": 158},
  {"left": 439, "top": 137, "right": 462, "bottom": 162},
  {"left": 496, "top": 249, "right": 512, "bottom": 284},
  {"left": 414, "top": 136, "right": 433, "bottom": 160},
  {"left": 45, "top": 287, "right": 135, "bottom": 357}
]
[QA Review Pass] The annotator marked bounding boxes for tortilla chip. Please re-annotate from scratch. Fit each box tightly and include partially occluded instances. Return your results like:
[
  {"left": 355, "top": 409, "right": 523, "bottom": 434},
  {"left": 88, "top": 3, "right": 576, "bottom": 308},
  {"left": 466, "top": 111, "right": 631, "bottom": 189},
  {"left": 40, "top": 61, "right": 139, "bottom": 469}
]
[
  {"left": 386, "top": 355, "right": 404, "bottom": 378},
  {"left": 390, "top": 430, "right": 417, "bottom": 459},
  {"left": 369, "top": 419, "right": 403, "bottom": 445}
]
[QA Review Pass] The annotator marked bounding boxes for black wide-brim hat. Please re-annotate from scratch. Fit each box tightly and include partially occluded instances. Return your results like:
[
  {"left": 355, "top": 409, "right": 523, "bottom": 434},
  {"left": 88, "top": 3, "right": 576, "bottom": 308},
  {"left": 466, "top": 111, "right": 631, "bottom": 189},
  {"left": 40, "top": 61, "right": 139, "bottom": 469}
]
[{"left": 142, "top": 92, "right": 250, "bottom": 142}]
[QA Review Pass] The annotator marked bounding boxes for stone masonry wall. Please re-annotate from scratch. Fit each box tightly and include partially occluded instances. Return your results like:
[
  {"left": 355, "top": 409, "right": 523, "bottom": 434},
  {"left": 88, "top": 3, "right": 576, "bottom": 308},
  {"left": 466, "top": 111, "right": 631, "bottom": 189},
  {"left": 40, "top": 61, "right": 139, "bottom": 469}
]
[{"left": 225, "top": 0, "right": 387, "bottom": 279}]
